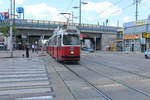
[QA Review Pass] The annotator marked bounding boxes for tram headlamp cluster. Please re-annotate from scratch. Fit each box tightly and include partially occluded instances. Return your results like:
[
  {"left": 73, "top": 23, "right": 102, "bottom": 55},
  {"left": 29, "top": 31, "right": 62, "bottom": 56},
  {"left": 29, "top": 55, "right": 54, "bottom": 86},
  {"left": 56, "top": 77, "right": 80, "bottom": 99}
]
[{"left": 70, "top": 51, "right": 74, "bottom": 54}]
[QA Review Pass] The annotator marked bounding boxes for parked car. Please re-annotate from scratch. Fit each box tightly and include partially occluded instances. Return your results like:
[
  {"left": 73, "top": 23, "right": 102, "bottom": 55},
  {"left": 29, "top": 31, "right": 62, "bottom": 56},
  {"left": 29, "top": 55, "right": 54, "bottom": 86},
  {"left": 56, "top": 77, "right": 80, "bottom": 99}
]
[
  {"left": 0, "top": 42, "right": 5, "bottom": 48},
  {"left": 144, "top": 49, "right": 150, "bottom": 59},
  {"left": 82, "top": 47, "right": 94, "bottom": 52}
]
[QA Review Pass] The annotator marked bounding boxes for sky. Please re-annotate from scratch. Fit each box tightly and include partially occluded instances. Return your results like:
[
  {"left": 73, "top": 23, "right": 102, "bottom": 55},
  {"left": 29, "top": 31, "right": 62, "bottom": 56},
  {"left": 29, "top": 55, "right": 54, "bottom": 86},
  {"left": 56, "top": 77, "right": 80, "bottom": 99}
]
[{"left": 0, "top": 0, "right": 150, "bottom": 26}]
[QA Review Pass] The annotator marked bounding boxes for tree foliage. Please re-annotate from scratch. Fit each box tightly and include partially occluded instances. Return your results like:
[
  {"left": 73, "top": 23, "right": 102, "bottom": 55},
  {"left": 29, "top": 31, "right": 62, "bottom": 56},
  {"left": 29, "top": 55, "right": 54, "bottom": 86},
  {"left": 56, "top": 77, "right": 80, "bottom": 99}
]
[{"left": 0, "top": 23, "right": 18, "bottom": 37}]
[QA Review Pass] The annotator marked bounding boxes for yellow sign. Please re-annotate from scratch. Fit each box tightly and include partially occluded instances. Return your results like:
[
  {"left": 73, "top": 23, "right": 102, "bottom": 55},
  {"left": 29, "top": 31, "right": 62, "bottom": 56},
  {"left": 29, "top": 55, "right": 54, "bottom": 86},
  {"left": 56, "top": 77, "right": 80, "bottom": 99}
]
[
  {"left": 124, "top": 34, "right": 140, "bottom": 40},
  {"left": 136, "top": 21, "right": 147, "bottom": 26},
  {"left": 142, "top": 33, "right": 150, "bottom": 38}
]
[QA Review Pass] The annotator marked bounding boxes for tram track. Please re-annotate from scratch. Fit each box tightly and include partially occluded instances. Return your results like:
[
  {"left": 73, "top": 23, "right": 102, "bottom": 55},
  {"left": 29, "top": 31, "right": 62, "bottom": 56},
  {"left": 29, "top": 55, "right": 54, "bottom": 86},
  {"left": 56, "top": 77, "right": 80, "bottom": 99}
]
[
  {"left": 83, "top": 56, "right": 150, "bottom": 80},
  {"left": 63, "top": 64, "right": 113, "bottom": 100},
  {"left": 78, "top": 56, "right": 150, "bottom": 98},
  {"left": 46, "top": 53, "right": 150, "bottom": 99},
  {"left": 64, "top": 62, "right": 150, "bottom": 99},
  {"left": 46, "top": 54, "right": 114, "bottom": 100}
]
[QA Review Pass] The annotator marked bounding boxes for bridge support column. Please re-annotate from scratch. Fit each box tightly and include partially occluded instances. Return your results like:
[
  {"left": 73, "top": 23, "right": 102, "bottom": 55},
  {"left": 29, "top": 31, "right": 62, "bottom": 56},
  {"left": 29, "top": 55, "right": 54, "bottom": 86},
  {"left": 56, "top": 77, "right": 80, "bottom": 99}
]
[{"left": 101, "top": 34, "right": 116, "bottom": 51}]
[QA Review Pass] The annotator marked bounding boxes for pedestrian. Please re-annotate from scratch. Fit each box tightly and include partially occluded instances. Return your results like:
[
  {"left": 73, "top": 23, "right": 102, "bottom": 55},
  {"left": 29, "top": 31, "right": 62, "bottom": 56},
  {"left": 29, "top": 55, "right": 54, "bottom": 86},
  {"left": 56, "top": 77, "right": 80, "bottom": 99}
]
[
  {"left": 31, "top": 44, "right": 35, "bottom": 53},
  {"left": 25, "top": 44, "right": 29, "bottom": 58},
  {"left": 35, "top": 44, "right": 38, "bottom": 54}
]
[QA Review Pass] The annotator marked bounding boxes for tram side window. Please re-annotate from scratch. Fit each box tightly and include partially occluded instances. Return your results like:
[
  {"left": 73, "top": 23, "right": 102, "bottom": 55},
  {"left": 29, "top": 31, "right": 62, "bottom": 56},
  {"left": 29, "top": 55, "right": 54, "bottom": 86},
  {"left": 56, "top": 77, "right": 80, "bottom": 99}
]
[{"left": 63, "top": 35, "right": 80, "bottom": 45}]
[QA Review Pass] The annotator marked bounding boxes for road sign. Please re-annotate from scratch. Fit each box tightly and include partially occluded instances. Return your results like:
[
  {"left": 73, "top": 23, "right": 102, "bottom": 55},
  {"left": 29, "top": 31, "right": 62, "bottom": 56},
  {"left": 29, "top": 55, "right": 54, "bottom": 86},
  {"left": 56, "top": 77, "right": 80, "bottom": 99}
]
[{"left": 16, "top": 7, "right": 24, "bottom": 13}]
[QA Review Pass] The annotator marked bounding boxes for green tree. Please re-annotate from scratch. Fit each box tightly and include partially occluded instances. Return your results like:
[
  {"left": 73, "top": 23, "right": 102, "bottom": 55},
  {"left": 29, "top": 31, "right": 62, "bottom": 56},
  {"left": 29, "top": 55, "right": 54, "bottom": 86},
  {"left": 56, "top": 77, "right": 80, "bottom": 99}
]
[{"left": 0, "top": 23, "right": 18, "bottom": 37}]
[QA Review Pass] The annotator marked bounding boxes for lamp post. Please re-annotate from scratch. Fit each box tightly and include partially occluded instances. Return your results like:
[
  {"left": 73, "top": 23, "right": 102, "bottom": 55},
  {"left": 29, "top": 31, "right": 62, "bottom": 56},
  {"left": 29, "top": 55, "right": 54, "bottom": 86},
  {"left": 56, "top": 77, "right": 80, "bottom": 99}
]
[
  {"left": 73, "top": 1, "right": 88, "bottom": 26},
  {"left": 79, "top": 0, "right": 81, "bottom": 26},
  {"left": 9, "top": 0, "right": 13, "bottom": 57},
  {"left": 9, "top": 0, "right": 16, "bottom": 57}
]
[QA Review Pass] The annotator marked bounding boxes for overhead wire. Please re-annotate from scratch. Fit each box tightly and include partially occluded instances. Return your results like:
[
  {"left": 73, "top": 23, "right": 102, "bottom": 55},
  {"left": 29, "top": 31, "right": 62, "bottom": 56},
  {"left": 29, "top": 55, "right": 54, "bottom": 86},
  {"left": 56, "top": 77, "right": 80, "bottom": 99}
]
[
  {"left": 109, "top": 3, "right": 135, "bottom": 17},
  {"left": 91, "top": 0, "right": 124, "bottom": 19},
  {"left": 91, "top": 0, "right": 135, "bottom": 22}
]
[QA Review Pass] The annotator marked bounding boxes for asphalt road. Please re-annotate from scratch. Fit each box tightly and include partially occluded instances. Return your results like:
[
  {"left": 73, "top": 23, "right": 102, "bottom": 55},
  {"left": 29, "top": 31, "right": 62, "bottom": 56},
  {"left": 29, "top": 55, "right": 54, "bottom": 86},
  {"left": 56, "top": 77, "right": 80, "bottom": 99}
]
[
  {"left": 55, "top": 51, "right": 150, "bottom": 100},
  {"left": 1, "top": 51, "right": 150, "bottom": 100}
]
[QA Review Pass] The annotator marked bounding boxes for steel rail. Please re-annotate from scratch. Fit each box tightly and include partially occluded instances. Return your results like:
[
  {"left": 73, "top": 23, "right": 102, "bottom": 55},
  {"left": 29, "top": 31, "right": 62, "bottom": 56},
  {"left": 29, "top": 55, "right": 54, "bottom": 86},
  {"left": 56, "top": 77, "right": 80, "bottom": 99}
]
[
  {"left": 83, "top": 56, "right": 150, "bottom": 80},
  {"left": 80, "top": 57, "right": 150, "bottom": 97},
  {"left": 63, "top": 64, "right": 112, "bottom": 100}
]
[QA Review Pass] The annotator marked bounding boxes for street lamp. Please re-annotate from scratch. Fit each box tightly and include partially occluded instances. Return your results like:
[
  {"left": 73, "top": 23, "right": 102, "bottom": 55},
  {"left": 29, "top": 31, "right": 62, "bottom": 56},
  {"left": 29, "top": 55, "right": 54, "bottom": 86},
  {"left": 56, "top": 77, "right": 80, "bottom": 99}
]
[
  {"left": 9, "top": 0, "right": 13, "bottom": 57},
  {"left": 9, "top": 0, "right": 16, "bottom": 57},
  {"left": 73, "top": 1, "right": 88, "bottom": 26}
]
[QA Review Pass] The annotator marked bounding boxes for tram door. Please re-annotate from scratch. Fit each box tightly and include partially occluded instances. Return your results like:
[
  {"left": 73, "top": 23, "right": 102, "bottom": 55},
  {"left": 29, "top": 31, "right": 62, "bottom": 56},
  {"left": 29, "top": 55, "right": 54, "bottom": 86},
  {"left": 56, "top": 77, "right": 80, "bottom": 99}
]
[{"left": 57, "top": 35, "right": 61, "bottom": 60}]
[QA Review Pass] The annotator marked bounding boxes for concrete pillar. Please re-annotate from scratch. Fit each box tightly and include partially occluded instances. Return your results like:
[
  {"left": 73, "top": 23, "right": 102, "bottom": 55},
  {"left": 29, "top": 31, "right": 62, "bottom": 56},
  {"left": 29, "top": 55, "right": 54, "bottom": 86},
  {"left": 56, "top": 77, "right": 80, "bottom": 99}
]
[
  {"left": 101, "top": 34, "right": 116, "bottom": 51},
  {"left": 96, "top": 38, "right": 101, "bottom": 50}
]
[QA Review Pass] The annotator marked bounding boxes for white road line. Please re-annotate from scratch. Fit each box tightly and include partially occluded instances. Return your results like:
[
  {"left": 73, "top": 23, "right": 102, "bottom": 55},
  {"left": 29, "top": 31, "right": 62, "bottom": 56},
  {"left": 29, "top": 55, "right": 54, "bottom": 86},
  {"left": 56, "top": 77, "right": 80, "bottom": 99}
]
[
  {"left": 15, "top": 96, "right": 54, "bottom": 100},
  {"left": 0, "top": 74, "right": 47, "bottom": 78},
  {"left": 0, "top": 88, "right": 52, "bottom": 96},
  {"left": 0, "top": 81, "right": 50, "bottom": 88},
  {"left": 0, "top": 77, "right": 48, "bottom": 83}
]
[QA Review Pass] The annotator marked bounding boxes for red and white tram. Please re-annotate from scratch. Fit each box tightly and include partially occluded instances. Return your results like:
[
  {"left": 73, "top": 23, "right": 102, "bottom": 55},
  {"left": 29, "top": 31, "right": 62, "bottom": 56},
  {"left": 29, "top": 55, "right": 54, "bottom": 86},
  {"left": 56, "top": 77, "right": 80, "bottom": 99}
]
[{"left": 47, "top": 25, "right": 80, "bottom": 62}]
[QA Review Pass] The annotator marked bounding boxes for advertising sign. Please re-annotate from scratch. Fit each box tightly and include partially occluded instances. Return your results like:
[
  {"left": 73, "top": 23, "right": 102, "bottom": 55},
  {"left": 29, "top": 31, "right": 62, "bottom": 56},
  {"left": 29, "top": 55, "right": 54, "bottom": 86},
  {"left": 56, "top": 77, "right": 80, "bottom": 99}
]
[
  {"left": 2, "top": 12, "right": 9, "bottom": 19},
  {"left": 142, "top": 33, "right": 150, "bottom": 38},
  {"left": 136, "top": 20, "right": 147, "bottom": 26},
  {"left": 0, "top": 12, "right": 9, "bottom": 20},
  {"left": 124, "top": 34, "right": 140, "bottom": 40},
  {"left": 0, "top": 13, "right": 5, "bottom": 21}
]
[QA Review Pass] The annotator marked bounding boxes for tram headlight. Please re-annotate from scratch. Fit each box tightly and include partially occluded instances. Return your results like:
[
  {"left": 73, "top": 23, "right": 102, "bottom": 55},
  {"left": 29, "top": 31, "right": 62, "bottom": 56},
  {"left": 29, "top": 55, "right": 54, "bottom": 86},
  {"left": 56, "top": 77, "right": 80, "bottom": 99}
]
[{"left": 70, "top": 51, "right": 74, "bottom": 54}]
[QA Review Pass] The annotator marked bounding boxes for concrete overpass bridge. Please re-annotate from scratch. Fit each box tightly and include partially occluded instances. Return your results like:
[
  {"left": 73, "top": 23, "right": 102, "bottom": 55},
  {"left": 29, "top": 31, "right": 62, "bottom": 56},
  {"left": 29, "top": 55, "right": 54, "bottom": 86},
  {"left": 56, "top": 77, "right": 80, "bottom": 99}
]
[{"left": 0, "top": 19, "right": 121, "bottom": 50}]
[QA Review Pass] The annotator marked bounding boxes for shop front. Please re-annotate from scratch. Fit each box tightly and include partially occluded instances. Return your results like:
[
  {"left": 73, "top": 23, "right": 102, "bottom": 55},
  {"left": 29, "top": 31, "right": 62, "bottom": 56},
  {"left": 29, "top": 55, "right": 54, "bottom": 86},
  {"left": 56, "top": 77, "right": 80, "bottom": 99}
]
[{"left": 124, "top": 34, "right": 141, "bottom": 52}]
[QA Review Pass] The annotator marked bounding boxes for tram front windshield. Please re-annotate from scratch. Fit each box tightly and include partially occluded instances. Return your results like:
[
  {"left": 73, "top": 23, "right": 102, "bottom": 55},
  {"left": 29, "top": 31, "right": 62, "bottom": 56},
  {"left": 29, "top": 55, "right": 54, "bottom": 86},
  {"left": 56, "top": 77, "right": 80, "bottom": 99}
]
[{"left": 63, "top": 34, "right": 80, "bottom": 45}]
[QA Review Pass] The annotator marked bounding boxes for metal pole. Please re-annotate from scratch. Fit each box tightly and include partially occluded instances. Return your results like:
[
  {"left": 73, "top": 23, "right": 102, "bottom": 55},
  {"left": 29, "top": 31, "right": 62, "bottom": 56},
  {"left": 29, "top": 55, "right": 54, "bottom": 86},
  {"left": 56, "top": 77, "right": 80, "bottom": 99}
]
[
  {"left": 13, "top": 0, "right": 16, "bottom": 49},
  {"left": 95, "top": 37, "right": 96, "bottom": 51},
  {"left": 79, "top": 0, "right": 81, "bottom": 26},
  {"left": 10, "top": 0, "right": 13, "bottom": 57},
  {"left": 135, "top": 0, "right": 138, "bottom": 21},
  {"left": 72, "top": 11, "right": 74, "bottom": 24},
  {"left": 13, "top": 0, "right": 15, "bottom": 20},
  {"left": 23, "top": 12, "right": 24, "bottom": 19}
]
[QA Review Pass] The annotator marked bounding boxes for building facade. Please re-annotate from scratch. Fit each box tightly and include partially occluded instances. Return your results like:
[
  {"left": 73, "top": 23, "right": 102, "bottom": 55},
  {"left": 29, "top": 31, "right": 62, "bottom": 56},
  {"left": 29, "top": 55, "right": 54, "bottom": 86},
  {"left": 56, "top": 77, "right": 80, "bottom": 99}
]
[{"left": 124, "top": 18, "right": 150, "bottom": 52}]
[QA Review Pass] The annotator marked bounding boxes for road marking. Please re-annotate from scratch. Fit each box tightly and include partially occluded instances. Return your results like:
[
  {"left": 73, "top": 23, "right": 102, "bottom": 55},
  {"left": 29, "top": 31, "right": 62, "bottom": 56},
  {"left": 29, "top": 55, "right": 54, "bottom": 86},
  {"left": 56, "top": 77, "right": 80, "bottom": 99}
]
[
  {"left": 0, "top": 88, "right": 52, "bottom": 96},
  {"left": 15, "top": 96, "right": 54, "bottom": 100},
  {"left": 0, "top": 58, "right": 54, "bottom": 99},
  {"left": 0, "top": 74, "right": 47, "bottom": 78},
  {"left": 0, "top": 81, "right": 50, "bottom": 88},
  {"left": 0, "top": 77, "right": 48, "bottom": 83}
]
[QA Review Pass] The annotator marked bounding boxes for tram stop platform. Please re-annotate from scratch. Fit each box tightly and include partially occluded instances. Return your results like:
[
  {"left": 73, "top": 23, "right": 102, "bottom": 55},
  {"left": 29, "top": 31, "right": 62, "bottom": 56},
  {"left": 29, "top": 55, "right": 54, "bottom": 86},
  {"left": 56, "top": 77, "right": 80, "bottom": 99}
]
[{"left": 0, "top": 50, "right": 75, "bottom": 100}]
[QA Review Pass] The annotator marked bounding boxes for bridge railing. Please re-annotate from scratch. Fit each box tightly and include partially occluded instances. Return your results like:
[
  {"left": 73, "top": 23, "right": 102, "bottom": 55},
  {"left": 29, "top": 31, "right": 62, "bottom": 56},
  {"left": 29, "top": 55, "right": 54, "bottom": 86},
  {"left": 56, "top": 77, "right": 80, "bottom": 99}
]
[{"left": 0, "top": 19, "right": 119, "bottom": 32}]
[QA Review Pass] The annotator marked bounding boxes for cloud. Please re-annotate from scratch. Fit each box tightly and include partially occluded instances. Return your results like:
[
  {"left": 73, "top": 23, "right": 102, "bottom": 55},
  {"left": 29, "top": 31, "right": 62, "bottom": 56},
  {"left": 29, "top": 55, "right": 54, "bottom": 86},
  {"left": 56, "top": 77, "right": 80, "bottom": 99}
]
[
  {"left": 143, "top": 0, "right": 150, "bottom": 3},
  {"left": 0, "top": 0, "right": 2, "bottom": 4},
  {"left": 143, "top": 0, "right": 150, "bottom": 9},
  {"left": 16, "top": 0, "right": 24, "bottom": 4},
  {"left": 83, "top": 1, "right": 122, "bottom": 18},
  {"left": 123, "top": 16, "right": 132, "bottom": 22},
  {"left": 25, "top": 3, "right": 62, "bottom": 21}
]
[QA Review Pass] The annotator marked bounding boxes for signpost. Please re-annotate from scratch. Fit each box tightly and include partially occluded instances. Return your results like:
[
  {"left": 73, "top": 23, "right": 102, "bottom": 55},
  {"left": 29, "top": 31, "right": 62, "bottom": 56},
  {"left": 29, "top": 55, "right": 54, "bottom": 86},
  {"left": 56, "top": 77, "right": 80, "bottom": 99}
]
[{"left": 16, "top": 7, "right": 24, "bottom": 19}]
